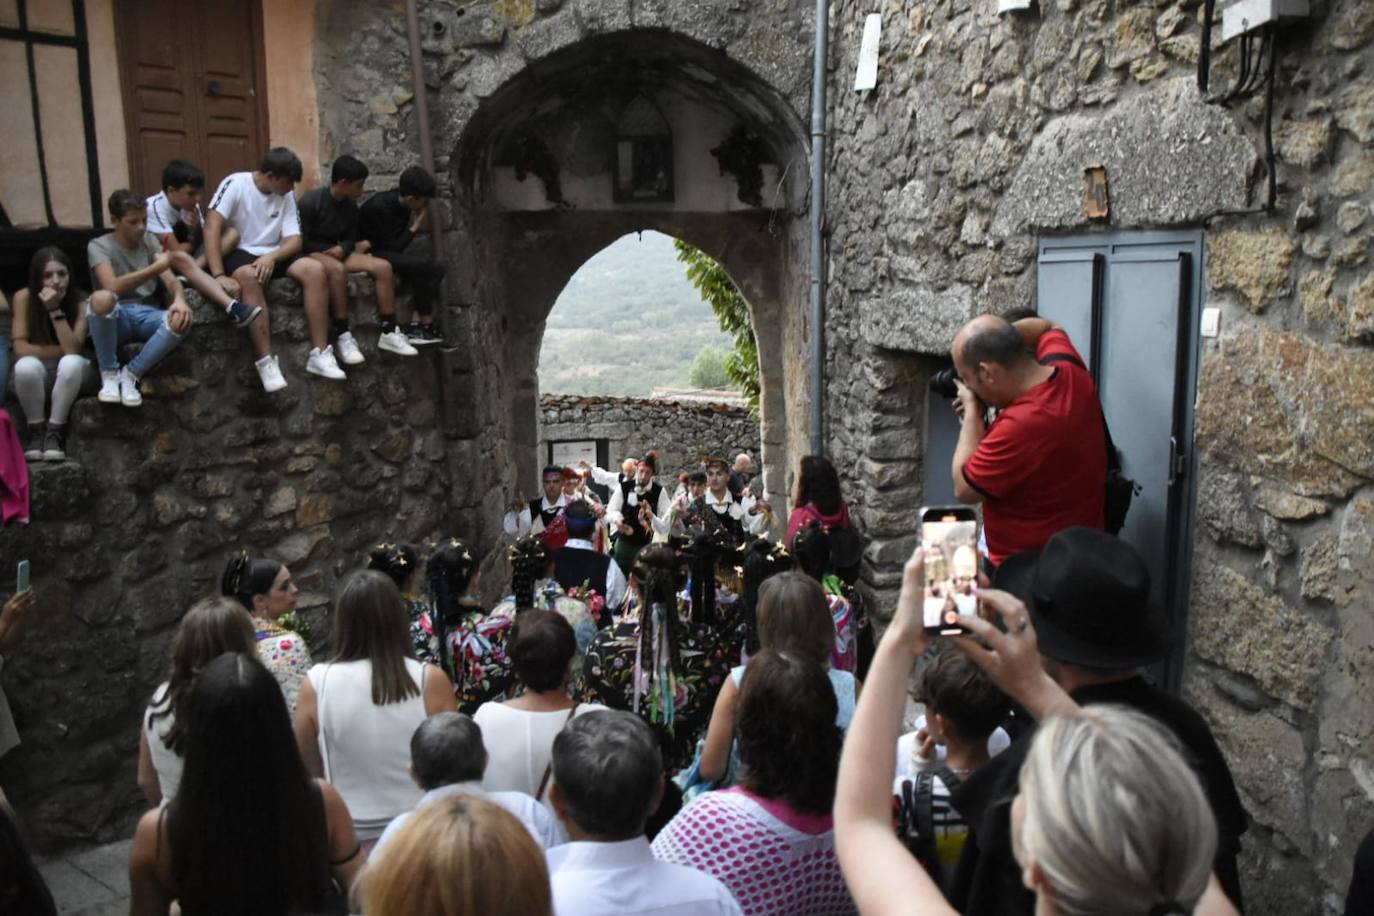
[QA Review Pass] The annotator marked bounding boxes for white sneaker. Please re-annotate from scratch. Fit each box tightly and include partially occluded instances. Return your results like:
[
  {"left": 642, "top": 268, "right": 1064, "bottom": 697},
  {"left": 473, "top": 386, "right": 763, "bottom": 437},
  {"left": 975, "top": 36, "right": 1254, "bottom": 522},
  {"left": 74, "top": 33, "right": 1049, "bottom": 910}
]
[
  {"left": 256, "top": 355, "right": 288, "bottom": 393},
  {"left": 306, "top": 346, "right": 347, "bottom": 380},
  {"left": 335, "top": 331, "right": 365, "bottom": 366},
  {"left": 119, "top": 367, "right": 142, "bottom": 407},
  {"left": 98, "top": 370, "right": 121, "bottom": 404},
  {"left": 377, "top": 328, "right": 419, "bottom": 357}
]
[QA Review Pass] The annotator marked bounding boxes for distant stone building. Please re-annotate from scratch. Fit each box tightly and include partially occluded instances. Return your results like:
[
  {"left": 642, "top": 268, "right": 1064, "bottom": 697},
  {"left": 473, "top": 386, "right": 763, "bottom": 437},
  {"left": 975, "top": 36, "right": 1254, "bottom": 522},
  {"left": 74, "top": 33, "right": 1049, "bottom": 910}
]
[{"left": 1, "top": 0, "right": 1372, "bottom": 909}]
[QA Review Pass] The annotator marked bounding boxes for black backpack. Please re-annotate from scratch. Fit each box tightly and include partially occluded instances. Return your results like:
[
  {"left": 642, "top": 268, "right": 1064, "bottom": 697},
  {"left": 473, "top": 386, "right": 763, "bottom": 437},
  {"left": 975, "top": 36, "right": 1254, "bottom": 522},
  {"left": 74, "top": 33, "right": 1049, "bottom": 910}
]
[{"left": 894, "top": 766, "right": 963, "bottom": 890}]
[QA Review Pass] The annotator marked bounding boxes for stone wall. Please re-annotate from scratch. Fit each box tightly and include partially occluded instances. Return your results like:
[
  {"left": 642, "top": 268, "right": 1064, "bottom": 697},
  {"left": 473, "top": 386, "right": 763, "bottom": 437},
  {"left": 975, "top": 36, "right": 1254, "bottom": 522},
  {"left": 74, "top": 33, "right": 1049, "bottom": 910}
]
[
  {"left": 0, "top": 279, "right": 474, "bottom": 847},
  {"left": 312, "top": 0, "right": 819, "bottom": 527},
  {"left": 537, "top": 393, "right": 761, "bottom": 484},
  {"left": 822, "top": 0, "right": 1374, "bottom": 910}
]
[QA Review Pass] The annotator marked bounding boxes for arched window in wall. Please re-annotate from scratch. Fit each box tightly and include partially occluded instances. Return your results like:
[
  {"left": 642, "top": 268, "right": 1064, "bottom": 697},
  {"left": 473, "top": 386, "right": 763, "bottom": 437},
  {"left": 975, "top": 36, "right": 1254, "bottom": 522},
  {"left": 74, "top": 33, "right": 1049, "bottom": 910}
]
[{"left": 614, "top": 95, "right": 673, "bottom": 203}]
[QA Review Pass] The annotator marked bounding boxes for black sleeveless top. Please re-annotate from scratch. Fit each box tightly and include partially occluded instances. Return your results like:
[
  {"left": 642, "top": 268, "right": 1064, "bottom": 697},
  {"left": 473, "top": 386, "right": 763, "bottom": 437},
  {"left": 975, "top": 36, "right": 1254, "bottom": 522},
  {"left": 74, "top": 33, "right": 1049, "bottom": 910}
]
[{"left": 617, "top": 479, "right": 663, "bottom": 546}]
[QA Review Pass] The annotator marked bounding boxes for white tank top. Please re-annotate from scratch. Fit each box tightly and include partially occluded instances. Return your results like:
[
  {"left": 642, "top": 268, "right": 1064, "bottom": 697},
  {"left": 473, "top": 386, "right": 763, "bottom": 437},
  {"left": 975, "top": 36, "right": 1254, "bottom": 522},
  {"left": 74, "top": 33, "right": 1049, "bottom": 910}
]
[
  {"left": 308, "top": 658, "right": 427, "bottom": 839},
  {"left": 144, "top": 682, "right": 183, "bottom": 803}
]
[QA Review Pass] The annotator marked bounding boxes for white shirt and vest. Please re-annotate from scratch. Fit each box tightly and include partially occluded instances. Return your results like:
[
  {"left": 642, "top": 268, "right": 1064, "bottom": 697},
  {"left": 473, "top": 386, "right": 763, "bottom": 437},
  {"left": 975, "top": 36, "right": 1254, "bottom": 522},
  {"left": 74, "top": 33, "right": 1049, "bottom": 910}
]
[
  {"left": 306, "top": 657, "right": 429, "bottom": 840},
  {"left": 372, "top": 781, "right": 565, "bottom": 859},
  {"left": 704, "top": 489, "right": 770, "bottom": 537},
  {"left": 504, "top": 494, "right": 568, "bottom": 539},
  {"left": 548, "top": 836, "right": 744, "bottom": 916}
]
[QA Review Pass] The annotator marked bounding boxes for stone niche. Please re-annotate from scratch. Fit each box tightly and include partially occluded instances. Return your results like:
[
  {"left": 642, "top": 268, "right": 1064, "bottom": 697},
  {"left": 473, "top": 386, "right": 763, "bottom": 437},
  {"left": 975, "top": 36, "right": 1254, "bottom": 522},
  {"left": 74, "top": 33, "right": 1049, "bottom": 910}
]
[{"left": 0, "top": 278, "right": 482, "bottom": 848}]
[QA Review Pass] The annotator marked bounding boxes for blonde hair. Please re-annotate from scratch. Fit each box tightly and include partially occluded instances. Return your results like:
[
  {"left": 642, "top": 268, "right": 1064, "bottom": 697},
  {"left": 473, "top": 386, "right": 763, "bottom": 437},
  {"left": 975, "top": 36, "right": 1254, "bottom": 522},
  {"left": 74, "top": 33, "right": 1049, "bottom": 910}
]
[
  {"left": 1018, "top": 705, "right": 1216, "bottom": 916},
  {"left": 357, "top": 794, "right": 552, "bottom": 916}
]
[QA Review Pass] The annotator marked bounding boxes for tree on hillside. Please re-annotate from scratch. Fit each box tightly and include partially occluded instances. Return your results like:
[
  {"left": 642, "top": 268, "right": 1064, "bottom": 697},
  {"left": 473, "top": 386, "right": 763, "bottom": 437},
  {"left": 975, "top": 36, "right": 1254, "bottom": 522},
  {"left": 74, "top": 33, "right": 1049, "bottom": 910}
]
[
  {"left": 688, "top": 345, "right": 732, "bottom": 390},
  {"left": 674, "top": 241, "right": 760, "bottom": 412}
]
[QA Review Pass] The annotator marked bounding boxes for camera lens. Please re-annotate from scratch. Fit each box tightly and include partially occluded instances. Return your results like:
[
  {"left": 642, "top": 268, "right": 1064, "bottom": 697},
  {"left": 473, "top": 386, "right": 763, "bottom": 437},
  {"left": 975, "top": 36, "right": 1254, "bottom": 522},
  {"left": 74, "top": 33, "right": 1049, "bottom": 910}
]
[{"left": 928, "top": 367, "right": 961, "bottom": 399}]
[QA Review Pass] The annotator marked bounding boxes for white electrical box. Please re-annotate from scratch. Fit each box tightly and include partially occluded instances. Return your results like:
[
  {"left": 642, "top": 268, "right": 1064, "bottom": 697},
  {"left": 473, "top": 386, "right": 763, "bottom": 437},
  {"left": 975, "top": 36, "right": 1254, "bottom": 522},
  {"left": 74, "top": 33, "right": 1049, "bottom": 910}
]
[
  {"left": 1200, "top": 307, "right": 1221, "bottom": 339},
  {"left": 997, "top": 0, "right": 1034, "bottom": 12},
  {"left": 1221, "top": 0, "right": 1309, "bottom": 42},
  {"left": 853, "top": 14, "right": 881, "bottom": 92}
]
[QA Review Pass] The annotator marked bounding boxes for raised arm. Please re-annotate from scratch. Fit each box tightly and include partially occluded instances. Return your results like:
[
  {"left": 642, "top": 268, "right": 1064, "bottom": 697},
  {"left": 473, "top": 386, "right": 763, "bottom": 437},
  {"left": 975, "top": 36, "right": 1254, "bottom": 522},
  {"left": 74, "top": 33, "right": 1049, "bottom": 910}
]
[
  {"left": 1011, "top": 316, "right": 1057, "bottom": 350},
  {"left": 835, "top": 549, "right": 955, "bottom": 916}
]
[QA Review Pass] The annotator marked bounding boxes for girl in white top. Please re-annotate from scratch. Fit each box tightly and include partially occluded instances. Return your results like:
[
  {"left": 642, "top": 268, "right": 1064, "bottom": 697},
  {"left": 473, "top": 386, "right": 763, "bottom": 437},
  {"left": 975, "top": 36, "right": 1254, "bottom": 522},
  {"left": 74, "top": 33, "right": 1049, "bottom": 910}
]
[
  {"left": 294, "top": 570, "right": 457, "bottom": 841},
  {"left": 473, "top": 609, "right": 605, "bottom": 804},
  {"left": 137, "top": 598, "right": 258, "bottom": 806}
]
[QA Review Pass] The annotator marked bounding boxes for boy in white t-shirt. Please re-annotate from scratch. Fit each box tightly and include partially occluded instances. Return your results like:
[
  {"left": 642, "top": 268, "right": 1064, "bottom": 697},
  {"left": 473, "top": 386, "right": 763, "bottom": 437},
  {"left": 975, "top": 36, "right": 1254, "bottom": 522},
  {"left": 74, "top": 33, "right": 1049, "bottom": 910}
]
[
  {"left": 205, "top": 147, "right": 339, "bottom": 388},
  {"left": 145, "top": 159, "right": 238, "bottom": 268}
]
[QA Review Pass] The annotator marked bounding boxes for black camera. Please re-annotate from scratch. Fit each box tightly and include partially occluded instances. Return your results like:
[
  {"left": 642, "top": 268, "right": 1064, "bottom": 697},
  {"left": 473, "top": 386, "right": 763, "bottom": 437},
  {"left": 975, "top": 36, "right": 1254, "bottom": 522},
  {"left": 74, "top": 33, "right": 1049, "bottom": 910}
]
[{"left": 928, "top": 367, "right": 962, "bottom": 399}]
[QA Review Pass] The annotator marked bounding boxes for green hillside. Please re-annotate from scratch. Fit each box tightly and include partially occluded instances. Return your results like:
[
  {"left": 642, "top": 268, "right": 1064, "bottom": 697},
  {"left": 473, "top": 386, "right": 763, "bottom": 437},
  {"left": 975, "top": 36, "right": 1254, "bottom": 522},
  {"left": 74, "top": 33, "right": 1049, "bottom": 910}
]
[{"left": 538, "top": 231, "right": 736, "bottom": 397}]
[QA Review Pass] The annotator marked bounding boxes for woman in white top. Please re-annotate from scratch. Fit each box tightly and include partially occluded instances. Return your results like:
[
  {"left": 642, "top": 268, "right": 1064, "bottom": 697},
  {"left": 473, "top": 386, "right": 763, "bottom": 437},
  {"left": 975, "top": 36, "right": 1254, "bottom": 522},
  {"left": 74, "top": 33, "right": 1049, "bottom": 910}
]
[
  {"left": 294, "top": 570, "right": 457, "bottom": 843},
  {"left": 473, "top": 609, "right": 604, "bottom": 803},
  {"left": 137, "top": 598, "right": 257, "bottom": 805}
]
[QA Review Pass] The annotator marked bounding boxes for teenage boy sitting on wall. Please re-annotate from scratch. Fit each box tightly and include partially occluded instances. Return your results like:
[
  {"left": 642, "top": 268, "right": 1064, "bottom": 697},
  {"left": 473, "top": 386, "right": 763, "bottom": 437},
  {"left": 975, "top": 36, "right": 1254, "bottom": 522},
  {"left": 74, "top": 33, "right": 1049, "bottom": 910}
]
[
  {"left": 205, "top": 147, "right": 333, "bottom": 388},
  {"left": 298, "top": 154, "right": 418, "bottom": 364},
  {"left": 145, "top": 159, "right": 239, "bottom": 267},
  {"left": 87, "top": 189, "right": 261, "bottom": 405},
  {"left": 359, "top": 165, "right": 446, "bottom": 347}
]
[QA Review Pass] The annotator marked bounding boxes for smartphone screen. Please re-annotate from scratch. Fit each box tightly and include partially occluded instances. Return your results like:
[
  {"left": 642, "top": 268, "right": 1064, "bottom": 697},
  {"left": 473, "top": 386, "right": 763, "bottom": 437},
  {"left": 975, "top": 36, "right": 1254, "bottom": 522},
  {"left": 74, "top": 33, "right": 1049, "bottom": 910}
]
[
  {"left": 920, "top": 509, "right": 980, "bottom": 634},
  {"left": 16, "top": 559, "right": 30, "bottom": 593}
]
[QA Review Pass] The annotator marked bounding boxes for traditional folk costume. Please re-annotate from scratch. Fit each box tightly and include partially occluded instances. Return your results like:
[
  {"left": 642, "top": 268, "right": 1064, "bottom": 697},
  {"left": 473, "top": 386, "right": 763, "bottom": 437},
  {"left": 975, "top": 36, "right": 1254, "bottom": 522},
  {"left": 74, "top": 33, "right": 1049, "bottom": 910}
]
[
  {"left": 703, "top": 488, "right": 770, "bottom": 539},
  {"left": 503, "top": 493, "right": 568, "bottom": 544},
  {"left": 605, "top": 456, "right": 673, "bottom": 573}
]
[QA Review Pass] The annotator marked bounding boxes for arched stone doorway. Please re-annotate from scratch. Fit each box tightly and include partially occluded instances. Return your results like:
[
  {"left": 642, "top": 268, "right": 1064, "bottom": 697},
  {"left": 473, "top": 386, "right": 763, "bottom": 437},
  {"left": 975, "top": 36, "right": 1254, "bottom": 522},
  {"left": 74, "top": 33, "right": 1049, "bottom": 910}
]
[{"left": 446, "top": 28, "right": 813, "bottom": 543}]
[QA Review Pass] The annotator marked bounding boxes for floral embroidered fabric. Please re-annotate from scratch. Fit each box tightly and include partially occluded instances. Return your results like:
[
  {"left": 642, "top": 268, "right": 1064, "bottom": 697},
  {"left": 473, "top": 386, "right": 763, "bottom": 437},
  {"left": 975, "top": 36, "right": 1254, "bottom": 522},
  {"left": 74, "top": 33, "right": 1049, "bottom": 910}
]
[
  {"left": 580, "top": 595, "right": 736, "bottom": 773},
  {"left": 253, "top": 616, "right": 313, "bottom": 712}
]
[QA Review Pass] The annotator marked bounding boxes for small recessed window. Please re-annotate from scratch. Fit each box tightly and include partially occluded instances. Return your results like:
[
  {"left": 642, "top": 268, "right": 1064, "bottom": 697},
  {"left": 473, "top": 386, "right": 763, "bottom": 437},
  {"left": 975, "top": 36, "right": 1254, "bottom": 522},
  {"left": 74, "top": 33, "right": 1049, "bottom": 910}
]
[{"left": 614, "top": 96, "right": 673, "bottom": 203}]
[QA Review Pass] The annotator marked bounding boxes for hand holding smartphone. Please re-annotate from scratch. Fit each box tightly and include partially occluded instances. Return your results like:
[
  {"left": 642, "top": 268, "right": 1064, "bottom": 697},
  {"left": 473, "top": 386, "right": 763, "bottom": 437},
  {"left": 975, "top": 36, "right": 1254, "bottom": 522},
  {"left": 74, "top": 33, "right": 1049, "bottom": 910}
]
[
  {"left": 919, "top": 507, "right": 980, "bottom": 636},
  {"left": 16, "top": 560, "right": 29, "bottom": 593}
]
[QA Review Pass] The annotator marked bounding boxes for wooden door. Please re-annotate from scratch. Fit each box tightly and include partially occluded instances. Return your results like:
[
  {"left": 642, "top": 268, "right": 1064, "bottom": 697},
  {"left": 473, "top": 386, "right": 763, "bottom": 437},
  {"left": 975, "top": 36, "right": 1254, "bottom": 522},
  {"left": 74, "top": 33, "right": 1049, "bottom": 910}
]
[{"left": 117, "top": 0, "right": 267, "bottom": 197}]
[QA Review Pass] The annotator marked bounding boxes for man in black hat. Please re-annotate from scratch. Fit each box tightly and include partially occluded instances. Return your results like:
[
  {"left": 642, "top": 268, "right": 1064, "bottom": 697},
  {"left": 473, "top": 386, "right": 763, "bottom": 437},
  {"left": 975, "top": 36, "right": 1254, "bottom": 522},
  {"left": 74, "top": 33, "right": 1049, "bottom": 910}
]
[{"left": 946, "top": 527, "right": 1247, "bottom": 914}]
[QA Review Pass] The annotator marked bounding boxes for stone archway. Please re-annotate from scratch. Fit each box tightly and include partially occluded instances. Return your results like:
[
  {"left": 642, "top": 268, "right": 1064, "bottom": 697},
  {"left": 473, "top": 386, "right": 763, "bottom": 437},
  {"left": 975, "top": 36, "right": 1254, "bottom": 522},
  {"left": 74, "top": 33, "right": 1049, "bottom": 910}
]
[{"left": 445, "top": 28, "right": 813, "bottom": 543}]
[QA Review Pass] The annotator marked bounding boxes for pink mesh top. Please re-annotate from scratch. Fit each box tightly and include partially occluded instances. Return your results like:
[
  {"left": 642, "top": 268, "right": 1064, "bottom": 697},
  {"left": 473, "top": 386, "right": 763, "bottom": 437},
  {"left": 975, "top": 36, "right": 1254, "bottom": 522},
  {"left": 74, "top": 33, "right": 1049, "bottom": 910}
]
[{"left": 652, "top": 787, "right": 856, "bottom": 916}]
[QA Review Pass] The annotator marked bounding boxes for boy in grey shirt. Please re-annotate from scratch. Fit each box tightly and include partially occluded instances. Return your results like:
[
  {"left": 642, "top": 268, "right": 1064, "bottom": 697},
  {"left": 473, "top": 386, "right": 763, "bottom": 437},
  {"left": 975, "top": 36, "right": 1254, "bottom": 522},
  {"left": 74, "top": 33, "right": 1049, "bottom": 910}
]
[{"left": 87, "top": 189, "right": 260, "bottom": 405}]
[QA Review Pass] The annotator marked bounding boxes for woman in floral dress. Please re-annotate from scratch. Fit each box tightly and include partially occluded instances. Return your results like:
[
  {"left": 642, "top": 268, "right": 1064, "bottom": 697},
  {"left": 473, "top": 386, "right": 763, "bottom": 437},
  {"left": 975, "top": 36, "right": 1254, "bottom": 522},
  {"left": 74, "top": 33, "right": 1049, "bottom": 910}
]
[
  {"left": 221, "top": 552, "right": 313, "bottom": 711},
  {"left": 582, "top": 543, "right": 734, "bottom": 774},
  {"left": 366, "top": 542, "right": 434, "bottom": 665},
  {"left": 420, "top": 537, "right": 512, "bottom": 713}
]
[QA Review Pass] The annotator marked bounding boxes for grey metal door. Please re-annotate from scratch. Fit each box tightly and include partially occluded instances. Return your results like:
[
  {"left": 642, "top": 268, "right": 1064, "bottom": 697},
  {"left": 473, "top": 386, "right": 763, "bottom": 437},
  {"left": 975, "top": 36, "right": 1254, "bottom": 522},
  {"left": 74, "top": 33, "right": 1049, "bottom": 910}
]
[{"left": 1037, "top": 231, "right": 1203, "bottom": 687}]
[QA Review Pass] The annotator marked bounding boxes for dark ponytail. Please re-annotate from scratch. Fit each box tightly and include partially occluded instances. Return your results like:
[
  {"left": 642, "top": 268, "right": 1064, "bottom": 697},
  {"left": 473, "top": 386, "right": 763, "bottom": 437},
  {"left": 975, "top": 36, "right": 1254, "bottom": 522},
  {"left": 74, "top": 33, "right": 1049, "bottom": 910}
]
[
  {"left": 220, "top": 552, "right": 284, "bottom": 614},
  {"left": 631, "top": 545, "right": 683, "bottom": 724},
  {"left": 424, "top": 538, "right": 478, "bottom": 675},
  {"left": 367, "top": 542, "right": 418, "bottom": 589},
  {"left": 741, "top": 538, "right": 794, "bottom": 656},
  {"left": 791, "top": 521, "right": 831, "bottom": 582},
  {"left": 509, "top": 535, "right": 551, "bottom": 610}
]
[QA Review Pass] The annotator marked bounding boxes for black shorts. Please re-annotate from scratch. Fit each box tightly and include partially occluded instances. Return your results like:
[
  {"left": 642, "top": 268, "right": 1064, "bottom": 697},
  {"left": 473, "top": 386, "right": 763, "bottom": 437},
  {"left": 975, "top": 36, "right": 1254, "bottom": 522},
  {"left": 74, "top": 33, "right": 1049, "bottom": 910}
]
[{"left": 223, "top": 249, "right": 299, "bottom": 280}]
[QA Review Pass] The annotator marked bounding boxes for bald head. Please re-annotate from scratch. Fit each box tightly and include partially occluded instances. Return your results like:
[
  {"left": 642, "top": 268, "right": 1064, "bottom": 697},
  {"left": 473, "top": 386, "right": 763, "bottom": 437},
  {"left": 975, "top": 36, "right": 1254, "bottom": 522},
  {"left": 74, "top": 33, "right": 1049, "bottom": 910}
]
[
  {"left": 953, "top": 315, "right": 1032, "bottom": 371},
  {"left": 733, "top": 453, "right": 752, "bottom": 473}
]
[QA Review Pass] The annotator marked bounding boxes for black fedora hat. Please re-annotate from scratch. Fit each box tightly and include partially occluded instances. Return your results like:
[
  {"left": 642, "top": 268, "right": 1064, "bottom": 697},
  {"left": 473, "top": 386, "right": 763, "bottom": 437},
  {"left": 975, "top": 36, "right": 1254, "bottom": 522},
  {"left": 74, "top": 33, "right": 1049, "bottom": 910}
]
[{"left": 992, "top": 527, "right": 1169, "bottom": 669}]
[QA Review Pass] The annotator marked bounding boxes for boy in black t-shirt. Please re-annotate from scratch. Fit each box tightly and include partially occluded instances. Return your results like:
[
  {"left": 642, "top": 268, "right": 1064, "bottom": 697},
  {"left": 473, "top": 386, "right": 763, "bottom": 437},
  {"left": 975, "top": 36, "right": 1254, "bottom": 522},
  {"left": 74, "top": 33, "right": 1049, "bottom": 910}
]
[
  {"left": 298, "top": 155, "right": 418, "bottom": 364},
  {"left": 358, "top": 165, "right": 446, "bottom": 347}
]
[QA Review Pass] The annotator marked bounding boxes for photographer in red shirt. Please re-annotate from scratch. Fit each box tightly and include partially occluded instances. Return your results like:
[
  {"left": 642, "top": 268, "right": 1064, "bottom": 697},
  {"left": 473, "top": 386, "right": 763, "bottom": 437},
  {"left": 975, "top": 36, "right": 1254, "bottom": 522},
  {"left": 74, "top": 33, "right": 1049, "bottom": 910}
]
[{"left": 949, "top": 314, "right": 1106, "bottom": 568}]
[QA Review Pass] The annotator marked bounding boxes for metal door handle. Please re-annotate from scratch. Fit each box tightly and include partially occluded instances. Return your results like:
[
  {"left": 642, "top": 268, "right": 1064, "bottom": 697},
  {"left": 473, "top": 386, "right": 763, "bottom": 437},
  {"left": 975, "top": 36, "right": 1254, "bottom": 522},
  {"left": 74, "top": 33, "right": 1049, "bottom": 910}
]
[{"left": 207, "top": 80, "right": 222, "bottom": 97}]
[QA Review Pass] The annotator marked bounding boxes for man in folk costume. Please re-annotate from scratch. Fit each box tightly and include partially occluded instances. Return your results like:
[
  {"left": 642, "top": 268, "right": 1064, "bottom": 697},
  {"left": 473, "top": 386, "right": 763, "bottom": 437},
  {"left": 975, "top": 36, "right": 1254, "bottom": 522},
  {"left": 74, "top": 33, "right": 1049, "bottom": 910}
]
[
  {"left": 503, "top": 465, "right": 569, "bottom": 544},
  {"left": 703, "top": 455, "right": 771, "bottom": 538},
  {"left": 605, "top": 451, "right": 673, "bottom": 574},
  {"left": 551, "top": 499, "right": 627, "bottom": 622}
]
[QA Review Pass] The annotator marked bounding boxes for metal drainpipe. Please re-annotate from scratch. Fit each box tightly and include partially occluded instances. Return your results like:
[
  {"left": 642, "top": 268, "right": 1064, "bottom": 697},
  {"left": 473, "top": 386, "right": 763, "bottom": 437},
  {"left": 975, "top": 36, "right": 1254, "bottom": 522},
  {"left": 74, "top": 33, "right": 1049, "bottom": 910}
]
[
  {"left": 404, "top": 0, "right": 446, "bottom": 267},
  {"left": 808, "top": 0, "right": 829, "bottom": 456}
]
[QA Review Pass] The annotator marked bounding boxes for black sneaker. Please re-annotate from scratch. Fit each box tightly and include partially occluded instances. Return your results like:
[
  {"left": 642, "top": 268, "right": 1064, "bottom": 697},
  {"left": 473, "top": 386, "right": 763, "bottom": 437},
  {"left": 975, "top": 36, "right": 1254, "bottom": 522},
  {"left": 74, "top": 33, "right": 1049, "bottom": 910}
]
[
  {"left": 41, "top": 425, "right": 67, "bottom": 462},
  {"left": 406, "top": 322, "right": 445, "bottom": 347},
  {"left": 227, "top": 299, "right": 263, "bottom": 328}
]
